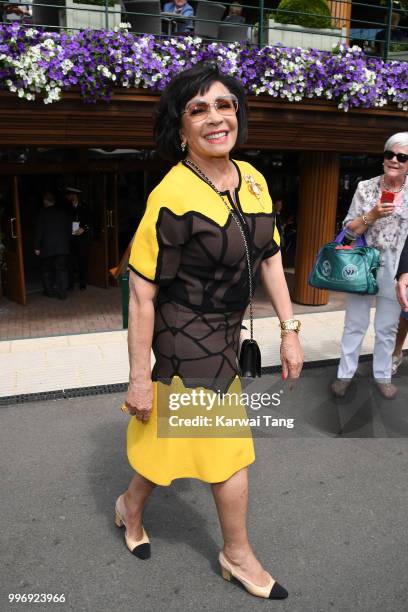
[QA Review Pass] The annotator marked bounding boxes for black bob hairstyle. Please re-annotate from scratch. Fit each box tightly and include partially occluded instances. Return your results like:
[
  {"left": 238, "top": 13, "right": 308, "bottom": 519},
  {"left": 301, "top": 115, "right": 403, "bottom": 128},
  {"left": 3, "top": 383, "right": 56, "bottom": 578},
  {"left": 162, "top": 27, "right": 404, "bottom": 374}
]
[{"left": 154, "top": 63, "right": 248, "bottom": 162}]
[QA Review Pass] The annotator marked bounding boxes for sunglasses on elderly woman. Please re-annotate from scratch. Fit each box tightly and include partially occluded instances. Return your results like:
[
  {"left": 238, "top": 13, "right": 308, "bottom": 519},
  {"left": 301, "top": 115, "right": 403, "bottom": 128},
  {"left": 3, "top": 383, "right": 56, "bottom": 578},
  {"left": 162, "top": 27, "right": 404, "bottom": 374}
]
[
  {"left": 182, "top": 94, "right": 239, "bottom": 122},
  {"left": 384, "top": 150, "right": 408, "bottom": 163}
]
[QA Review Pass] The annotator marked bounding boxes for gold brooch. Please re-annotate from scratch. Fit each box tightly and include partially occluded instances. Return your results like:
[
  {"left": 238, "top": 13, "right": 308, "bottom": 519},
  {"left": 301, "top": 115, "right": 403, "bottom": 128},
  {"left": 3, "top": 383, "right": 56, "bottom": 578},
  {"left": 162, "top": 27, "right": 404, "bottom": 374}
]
[{"left": 244, "top": 175, "right": 263, "bottom": 199}]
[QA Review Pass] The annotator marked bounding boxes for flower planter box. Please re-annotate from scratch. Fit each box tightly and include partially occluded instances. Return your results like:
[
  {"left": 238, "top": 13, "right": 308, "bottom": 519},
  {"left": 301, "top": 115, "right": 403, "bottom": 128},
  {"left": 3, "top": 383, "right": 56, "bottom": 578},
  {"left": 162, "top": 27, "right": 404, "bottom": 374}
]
[
  {"left": 61, "top": 0, "right": 122, "bottom": 30},
  {"left": 263, "top": 19, "right": 346, "bottom": 51}
]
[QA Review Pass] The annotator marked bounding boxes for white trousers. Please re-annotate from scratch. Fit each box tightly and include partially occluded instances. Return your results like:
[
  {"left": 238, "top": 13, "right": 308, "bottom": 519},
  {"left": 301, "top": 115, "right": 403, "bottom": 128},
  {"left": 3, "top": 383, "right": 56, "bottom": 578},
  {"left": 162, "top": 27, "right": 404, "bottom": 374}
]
[{"left": 337, "top": 293, "right": 401, "bottom": 382}]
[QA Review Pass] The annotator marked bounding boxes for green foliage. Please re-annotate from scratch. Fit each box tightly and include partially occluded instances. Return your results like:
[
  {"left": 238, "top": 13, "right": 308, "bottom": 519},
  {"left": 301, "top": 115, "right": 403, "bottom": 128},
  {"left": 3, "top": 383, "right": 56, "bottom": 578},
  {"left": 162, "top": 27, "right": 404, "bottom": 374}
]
[
  {"left": 276, "top": 0, "right": 332, "bottom": 29},
  {"left": 389, "top": 41, "right": 408, "bottom": 52},
  {"left": 265, "top": 11, "right": 277, "bottom": 21}
]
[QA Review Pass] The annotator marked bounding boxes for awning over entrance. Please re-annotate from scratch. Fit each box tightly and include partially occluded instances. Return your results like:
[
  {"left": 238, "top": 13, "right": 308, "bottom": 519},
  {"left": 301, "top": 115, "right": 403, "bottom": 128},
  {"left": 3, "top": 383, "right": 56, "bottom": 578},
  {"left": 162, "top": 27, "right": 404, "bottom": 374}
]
[
  {"left": 1, "top": 91, "right": 406, "bottom": 306},
  {"left": 0, "top": 90, "right": 406, "bottom": 153}
]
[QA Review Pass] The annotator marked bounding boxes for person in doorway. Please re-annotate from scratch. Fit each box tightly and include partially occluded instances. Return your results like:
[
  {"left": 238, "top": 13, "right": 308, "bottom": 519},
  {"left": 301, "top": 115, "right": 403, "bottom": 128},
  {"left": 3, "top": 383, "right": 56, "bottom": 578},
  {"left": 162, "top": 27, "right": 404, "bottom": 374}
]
[
  {"left": 393, "top": 233, "right": 408, "bottom": 373},
  {"left": 273, "top": 198, "right": 285, "bottom": 247},
  {"left": 331, "top": 132, "right": 408, "bottom": 400},
  {"left": 273, "top": 197, "right": 297, "bottom": 257},
  {"left": 163, "top": 0, "right": 194, "bottom": 34},
  {"left": 34, "top": 191, "right": 71, "bottom": 300},
  {"left": 116, "top": 63, "right": 303, "bottom": 601},
  {"left": 66, "top": 187, "right": 90, "bottom": 290}
]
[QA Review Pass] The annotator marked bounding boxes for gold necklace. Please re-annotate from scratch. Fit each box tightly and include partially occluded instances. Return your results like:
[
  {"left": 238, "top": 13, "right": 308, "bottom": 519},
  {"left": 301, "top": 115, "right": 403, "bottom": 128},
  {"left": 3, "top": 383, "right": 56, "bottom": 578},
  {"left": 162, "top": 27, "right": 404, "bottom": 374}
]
[{"left": 382, "top": 174, "right": 406, "bottom": 193}]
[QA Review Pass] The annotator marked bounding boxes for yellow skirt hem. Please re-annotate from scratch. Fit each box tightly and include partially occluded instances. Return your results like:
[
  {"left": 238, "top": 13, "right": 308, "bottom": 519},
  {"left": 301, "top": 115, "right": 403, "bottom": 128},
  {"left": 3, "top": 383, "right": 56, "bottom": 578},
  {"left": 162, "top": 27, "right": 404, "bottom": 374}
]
[{"left": 127, "top": 454, "right": 256, "bottom": 487}]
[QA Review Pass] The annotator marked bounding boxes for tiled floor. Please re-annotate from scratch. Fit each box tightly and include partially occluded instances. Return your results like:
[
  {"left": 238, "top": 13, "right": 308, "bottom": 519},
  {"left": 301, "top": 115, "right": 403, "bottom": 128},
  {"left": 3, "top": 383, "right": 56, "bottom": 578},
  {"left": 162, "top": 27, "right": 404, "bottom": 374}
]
[
  {"left": 0, "top": 286, "right": 123, "bottom": 341},
  {"left": 0, "top": 272, "right": 347, "bottom": 341}
]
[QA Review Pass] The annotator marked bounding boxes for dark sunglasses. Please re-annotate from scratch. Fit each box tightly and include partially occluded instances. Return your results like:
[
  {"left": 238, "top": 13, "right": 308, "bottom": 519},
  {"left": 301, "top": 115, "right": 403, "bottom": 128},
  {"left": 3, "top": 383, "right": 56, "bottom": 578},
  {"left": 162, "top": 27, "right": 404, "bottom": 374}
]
[{"left": 384, "top": 150, "right": 408, "bottom": 163}]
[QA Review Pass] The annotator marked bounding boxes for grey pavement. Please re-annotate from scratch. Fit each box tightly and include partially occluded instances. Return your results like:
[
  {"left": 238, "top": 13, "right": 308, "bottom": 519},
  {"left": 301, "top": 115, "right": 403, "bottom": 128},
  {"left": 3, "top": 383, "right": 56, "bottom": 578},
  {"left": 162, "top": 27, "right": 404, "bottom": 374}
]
[{"left": 1, "top": 372, "right": 408, "bottom": 612}]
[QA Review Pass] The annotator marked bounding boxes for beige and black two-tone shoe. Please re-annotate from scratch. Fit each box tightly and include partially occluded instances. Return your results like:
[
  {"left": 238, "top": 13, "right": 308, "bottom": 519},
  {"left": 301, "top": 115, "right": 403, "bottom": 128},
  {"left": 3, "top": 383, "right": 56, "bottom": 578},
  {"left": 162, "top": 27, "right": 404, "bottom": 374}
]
[
  {"left": 114, "top": 497, "right": 151, "bottom": 560},
  {"left": 219, "top": 551, "right": 288, "bottom": 599}
]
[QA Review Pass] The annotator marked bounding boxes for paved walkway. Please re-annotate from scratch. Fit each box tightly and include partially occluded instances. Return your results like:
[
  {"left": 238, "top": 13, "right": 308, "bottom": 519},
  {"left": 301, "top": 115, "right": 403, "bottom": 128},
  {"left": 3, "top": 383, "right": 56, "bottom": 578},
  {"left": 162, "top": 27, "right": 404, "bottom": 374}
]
[
  {"left": 0, "top": 270, "right": 345, "bottom": 340},
  {"left": 0, "top": 272, "right": 346, "bottom": 342},
  {"left": 0, "top": 286, "right": 123, "bottom": 341},
  {"left": 2, "top": 308, "right": 406, "bottom": 398},
  {"left": 1, "top": 392, "right": 407, "bottom": 612}
]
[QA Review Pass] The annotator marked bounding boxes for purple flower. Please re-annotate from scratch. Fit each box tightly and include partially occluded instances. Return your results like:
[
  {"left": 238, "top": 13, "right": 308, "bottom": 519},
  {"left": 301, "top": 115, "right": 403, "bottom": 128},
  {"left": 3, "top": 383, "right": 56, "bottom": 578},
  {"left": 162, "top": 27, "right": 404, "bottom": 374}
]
[{"left": 0, "top": 24, "right": 407, "bottom": 110}]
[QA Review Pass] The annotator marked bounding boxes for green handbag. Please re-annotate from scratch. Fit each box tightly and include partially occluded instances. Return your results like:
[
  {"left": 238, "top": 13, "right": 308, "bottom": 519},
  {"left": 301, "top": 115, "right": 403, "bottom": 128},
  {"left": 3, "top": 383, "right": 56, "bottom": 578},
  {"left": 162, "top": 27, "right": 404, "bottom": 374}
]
[{"left": 308, "top": 230, "right": 381, "bottom": 295}]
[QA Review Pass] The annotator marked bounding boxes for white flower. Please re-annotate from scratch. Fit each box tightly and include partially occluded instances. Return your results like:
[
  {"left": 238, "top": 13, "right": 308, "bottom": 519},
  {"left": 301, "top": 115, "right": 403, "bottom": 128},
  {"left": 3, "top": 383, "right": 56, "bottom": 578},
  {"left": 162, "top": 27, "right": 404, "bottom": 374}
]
[
  {"left": 42, "top": 38, "right": 56, "bottom": 50},
  {"left": 61, "top": 59, "right": 74, "bottom": 75},
  {"left": 25, "top": 28, "right": 38, "bottom": 38}
]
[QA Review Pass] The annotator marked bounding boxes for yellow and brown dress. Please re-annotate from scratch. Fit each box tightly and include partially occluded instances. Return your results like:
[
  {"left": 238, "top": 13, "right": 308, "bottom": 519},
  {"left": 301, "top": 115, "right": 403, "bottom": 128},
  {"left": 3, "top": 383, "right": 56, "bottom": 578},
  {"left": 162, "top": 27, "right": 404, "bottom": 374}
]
[{"left": 126, "top": 159, "right": 280, "bottom": 485}]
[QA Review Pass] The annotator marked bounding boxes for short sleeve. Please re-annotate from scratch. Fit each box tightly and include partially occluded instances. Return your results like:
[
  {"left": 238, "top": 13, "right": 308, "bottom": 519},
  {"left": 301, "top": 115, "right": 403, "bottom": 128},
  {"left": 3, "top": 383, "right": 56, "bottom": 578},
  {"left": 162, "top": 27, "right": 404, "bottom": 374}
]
[
  {"left": 128, "top": 194, "right": 191, "bottom": 286},
  {"left": 260, "top": 181, "right": 280, "bottom": 260},
  {"left": 343, "top": 182, "right": 365, "bottom": 227},
  {"left": 262, "top": 222, "right": 281, "bottom": 259}
]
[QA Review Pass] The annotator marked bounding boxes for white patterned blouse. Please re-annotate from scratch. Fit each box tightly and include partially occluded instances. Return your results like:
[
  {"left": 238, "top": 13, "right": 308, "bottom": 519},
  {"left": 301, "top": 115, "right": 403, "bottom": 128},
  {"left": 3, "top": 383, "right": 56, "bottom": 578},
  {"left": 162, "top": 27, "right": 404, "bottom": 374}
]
[{"left": 343, "top": 175, "right": 408, "bottom": 299}]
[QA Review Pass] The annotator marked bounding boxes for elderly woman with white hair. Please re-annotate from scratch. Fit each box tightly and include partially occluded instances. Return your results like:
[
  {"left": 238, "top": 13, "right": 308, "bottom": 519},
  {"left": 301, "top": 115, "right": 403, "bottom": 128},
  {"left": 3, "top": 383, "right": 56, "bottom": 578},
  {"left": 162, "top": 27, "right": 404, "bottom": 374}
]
[{"left": 331, "top": 132, "right": 408, "bottom": 399}]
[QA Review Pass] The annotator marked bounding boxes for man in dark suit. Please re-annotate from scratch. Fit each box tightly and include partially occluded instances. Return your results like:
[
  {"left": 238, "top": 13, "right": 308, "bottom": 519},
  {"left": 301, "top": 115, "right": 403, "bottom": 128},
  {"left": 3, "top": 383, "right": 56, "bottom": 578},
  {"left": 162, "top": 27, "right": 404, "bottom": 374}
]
[
  {"left": 34, "top": 191, "right": 71, "bottom": 299},
  {"left": 66, "top": 187, "right": 90, "bottom": 290}
]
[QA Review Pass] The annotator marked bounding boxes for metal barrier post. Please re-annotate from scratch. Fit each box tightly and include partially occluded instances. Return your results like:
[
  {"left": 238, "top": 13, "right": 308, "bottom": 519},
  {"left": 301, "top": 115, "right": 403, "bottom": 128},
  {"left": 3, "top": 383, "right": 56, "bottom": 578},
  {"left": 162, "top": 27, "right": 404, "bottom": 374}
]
[
  {"left": 104, "top": 0, "right": 109, "bottom": 29},
  {"left": 384, "top": 0, "right": 394, "bottom": 61},
  {"left": 257, "top": 0, "right": 264, "bottom": 47}
]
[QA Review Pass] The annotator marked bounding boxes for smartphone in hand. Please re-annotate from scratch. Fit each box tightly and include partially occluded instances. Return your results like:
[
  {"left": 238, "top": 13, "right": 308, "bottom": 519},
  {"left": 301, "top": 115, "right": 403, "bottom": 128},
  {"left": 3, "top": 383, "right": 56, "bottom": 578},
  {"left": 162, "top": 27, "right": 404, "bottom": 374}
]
[{"left": 381, "top": 191, "right": 395, "bottom": 204}]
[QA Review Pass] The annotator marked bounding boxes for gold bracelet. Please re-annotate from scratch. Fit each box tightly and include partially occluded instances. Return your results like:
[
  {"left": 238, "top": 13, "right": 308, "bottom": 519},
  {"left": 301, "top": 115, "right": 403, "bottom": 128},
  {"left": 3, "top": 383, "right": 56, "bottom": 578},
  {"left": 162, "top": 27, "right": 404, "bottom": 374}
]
[
  {"left": 362, "top": 214, "right": 370, "bottom": 225},
  {"left": 279, "top": 319, "right": 301, "bottom": 336}
]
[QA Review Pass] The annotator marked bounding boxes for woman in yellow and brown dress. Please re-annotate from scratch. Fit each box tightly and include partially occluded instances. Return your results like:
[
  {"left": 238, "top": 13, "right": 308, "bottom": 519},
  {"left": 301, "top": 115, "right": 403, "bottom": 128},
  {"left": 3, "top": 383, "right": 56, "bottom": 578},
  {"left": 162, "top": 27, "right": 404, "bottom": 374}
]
[{"left": 115, "top": 63, "right": 303, "bottom": 600}]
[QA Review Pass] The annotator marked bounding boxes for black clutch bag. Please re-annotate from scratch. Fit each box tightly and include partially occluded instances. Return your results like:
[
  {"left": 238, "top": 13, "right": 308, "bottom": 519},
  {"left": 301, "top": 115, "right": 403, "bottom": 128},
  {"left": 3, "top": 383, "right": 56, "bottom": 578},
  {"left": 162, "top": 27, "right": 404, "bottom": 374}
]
[{"left": 239, "top": 338, "right": 262, "bottom": 378}]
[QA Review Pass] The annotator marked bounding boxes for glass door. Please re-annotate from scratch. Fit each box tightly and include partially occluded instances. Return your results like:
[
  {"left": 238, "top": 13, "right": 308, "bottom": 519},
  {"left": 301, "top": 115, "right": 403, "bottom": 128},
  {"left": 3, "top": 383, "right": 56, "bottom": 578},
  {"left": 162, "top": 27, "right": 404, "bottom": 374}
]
[
  {"left": 107, "top": 173, "right": 119, "bottom": 286},
  {"left": 87, "top": 173, "right": 109, "bottom": 288},
  {"left": 0, "top": 176, "right": 26, "bottom": 305}
]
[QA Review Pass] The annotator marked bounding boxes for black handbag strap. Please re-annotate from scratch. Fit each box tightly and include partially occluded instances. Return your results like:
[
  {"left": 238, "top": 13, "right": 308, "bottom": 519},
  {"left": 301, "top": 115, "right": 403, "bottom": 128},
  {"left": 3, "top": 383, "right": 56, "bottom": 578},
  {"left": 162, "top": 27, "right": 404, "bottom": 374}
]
[{"left": 183, "top": 159, "right": 255, "bottom": 340}]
